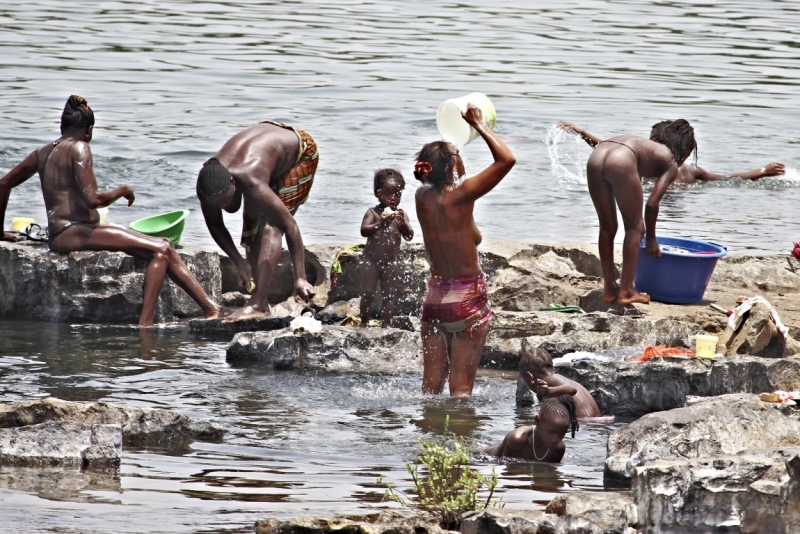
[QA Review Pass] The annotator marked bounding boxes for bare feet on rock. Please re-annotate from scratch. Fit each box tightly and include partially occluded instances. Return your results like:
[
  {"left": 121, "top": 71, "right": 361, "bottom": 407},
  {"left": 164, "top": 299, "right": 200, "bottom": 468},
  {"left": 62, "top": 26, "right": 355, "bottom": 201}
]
[
  {"left": 603, "top": 284, "right": 620, "bottom": 303},
  {"left": 221, "top": 305, "right": 271, "bottom": 324},
  {"left": 205, "top": 305, "right": 231, "bottom": 320},
  {"left": 617, "top": 290, "right": 650, "bottom": 306}
]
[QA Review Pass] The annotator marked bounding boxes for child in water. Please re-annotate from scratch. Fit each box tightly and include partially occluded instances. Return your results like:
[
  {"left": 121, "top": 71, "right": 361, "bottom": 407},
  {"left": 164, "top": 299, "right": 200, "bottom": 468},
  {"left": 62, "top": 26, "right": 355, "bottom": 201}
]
[
  {"left": 359, "top": 169, "right": 414, "bottom": 327},
  {"left": 520, "top": 346, "right": 613, "bottom": 421},
  {"left": 483, "top": 396, "right": 578, "bottom": 463}
]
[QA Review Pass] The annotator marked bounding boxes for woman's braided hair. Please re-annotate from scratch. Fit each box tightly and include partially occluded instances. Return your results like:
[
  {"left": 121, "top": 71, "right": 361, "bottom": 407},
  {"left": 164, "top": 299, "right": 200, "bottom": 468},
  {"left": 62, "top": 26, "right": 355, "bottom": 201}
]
[
  {"left": 650, "top": 118, "right": 697, "bottom": 165},
  {"left": 540, "top": 395, "right": 579, "bottom": 439},
  {"left": 414, "top": 141, "right": 460, "bottom": 187},
  {"left": 60, "top": 95, "right": 95, "bottom": 134}
]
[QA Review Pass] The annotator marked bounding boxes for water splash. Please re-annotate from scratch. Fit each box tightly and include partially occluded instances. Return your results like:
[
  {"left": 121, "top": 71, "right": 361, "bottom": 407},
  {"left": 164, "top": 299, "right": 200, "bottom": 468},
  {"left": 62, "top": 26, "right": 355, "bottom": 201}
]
[{"left": 545, "top": 124, "right": 590, "bottom": 190}]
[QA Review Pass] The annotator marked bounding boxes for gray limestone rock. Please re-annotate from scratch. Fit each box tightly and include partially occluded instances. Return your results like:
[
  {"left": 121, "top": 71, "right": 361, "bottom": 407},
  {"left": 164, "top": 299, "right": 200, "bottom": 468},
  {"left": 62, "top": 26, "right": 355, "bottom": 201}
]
[
  {"left": 545, "top": 491, "right": 638, "bottom": 534},
  {"left": 255, "top": 511, "right": 450, "bottom": 534},
  {"left": 227, "top": 326, "right": 423, "bottom": 373},
  {"left": 0, "top": 421, "right": 121, "bottom": 468},
  {"left": 554, "top": 356, "right": 800, "bottom": 416},
  {"left": 484, "top": 311, "right": 700, "bottom": 370},
  {"left": 605, "top": 394, "right": 800, "bottom": 479},
  {"left": 515, "top": 374, "right": 536, "bottom": 407},
  {"left": 0, "top": 241, "right": 220, "bottom": 323},
  {"left": 460, "top": 508, "right": 566, "bottom": 534},
  {"left": 633, "top": 449, "right": 800, "bottom": 534},
  {"left": 0, "top": 397, "right": 224, "bottom": 446},
  {"left": 710, "top": 255, "right": 800, "bottom": 294}
]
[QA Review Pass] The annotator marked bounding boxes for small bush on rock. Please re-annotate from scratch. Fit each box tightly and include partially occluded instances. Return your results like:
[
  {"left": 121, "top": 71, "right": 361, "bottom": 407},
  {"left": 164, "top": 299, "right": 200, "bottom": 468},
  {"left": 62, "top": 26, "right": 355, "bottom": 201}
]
[{"left": 381, "top": 416, "right": 499, "bottom": 529}]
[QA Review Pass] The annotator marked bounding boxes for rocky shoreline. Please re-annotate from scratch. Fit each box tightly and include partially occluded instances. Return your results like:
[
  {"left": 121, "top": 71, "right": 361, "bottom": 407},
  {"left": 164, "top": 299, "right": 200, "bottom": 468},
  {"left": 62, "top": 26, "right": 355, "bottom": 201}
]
[{"left": 2, "top": 239, "right": 800, "bottom": 532}]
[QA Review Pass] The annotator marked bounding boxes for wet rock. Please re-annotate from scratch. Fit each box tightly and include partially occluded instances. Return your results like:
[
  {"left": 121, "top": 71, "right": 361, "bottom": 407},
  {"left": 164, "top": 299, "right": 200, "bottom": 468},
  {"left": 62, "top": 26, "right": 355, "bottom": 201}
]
[
  {"left": 0, "top": 397, "right": 224, "bottom": 445},
  {"left": 0, "top": 421, "right": 121, "bottom": 468},
  {"left": 0, "top": 241, "right": 220, "bottom": 323},
  {"left": 483, "top": 311, "right": 700, "bottom": 370},
  {"left": 460, "top": 508, "right": 564, "bottom": 534},
  {"left": 255, "top": 511, "right": 450, "bottom": 534},
  {"left": 545, "top": 491, "right": 637, "bottom": 534},
  {"left": 227, "top": 326, "right": 423, "bottom": 373},
  {"left": 220, "top": 291, "right": 249, "bottom": 307},
  {"left": 555, "top": 356, "right": 800, "bottom": 416},
  {"left": 320, "top": 298, "right": 360, "bottom": 317},
  {"left": 605, "top": 394, "right": 800, "bottom": 479},
  {"left": 189, "top": 315, "right": 289, "bottom": 337},
  {"left": 390, "top": 315, "right": 421, "bottom": 332},
  {"left": 633, "top": 449, "right": 800, "bottom": 533},
  {"left": 515, "top": 374, "right": 535, "bottom": 407}
]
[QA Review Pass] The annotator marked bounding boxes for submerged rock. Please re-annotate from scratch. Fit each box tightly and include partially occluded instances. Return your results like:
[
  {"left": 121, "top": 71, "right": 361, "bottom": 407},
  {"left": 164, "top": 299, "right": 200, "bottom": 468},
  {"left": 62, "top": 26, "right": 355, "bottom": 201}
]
[
  {"left": 605, "top": 394, "right": 800, "bottom": 479},
  {"left": 0, "top": 421, "right": 121, "bottom": 468},
  {"left": 554, "top": 356, "right": 800, "bottom": 416},
  {"left": 0, "top": 397, "right": 224, "bottom": 445},
  {"left": 633, "top": 449, "right": 800, "bottom": 533},
  {"left": 227, "top": 326, "right": 423, "bottom": 373},
  {"left": 483, "top": 310, "right": 700, "bottom": 370},
  {"left": 0, "top": 466, "right": 121, "bottom": 502}
]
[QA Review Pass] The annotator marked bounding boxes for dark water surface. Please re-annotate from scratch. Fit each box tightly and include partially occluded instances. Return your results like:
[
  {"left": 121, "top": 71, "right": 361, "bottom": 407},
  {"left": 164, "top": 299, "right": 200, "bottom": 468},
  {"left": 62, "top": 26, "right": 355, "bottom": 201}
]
[
  {"left": 1, "top": 1, "right": 798, "bottom": 531},
  {"left": 0, "top": 321, "right": 625, "bottom": 533}
]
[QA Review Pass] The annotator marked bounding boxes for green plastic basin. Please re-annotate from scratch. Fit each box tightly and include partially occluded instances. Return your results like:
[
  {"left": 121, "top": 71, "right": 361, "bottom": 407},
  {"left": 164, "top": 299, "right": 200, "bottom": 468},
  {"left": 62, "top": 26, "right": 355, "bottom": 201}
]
[{"left": 129, "top": 209, "right": 189, "bottom": 246}]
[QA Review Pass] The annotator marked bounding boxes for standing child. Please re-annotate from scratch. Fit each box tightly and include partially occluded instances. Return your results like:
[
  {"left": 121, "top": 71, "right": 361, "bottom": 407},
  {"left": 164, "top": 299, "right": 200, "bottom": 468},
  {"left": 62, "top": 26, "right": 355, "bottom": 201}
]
[{"left": 359, "top": 169, "right": 414, "bottom": 327}]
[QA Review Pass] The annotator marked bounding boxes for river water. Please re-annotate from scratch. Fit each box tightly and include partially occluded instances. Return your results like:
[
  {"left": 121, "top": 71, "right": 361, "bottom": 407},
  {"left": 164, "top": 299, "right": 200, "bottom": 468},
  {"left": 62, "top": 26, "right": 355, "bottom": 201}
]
[{"left": 0, "top": 1, "right": 798, "bottom": 531}]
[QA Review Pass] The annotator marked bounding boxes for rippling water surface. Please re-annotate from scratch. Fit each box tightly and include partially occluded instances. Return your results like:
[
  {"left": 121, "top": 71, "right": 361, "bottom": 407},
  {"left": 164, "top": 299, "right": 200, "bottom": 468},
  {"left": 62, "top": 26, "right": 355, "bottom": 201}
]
[{"left": 1, "top": 1, "right": 799, "bottom": 531}]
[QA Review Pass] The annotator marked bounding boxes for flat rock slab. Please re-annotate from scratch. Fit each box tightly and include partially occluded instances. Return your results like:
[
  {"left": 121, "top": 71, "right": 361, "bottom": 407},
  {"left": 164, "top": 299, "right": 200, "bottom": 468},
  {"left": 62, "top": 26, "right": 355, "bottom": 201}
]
[
  {"left": 606, "top": 394, "right": 800, "bottom": 479},
  {"left": 553, "top": 355, "right": 800, "bottom": 416},
  {"left": 0, "top": 421, "right": 121, "bottom": 468},
  {"left": 0, "top": 397, "right": 224, "bottom": 446},
  {"left": 255, "top": 512, "right": 449, "bottom": 534},
  {"left": 633, "top": 448, "right": 800, "bottom": 533},
  {"left": 189, "top": 315, "right": 289, "bottom": 336},
  {"left": 484, "top": 310, "right": 700, "bottom": 369},
  {"left": 227, "top": 326, "right": 422, "bottom": 373}
]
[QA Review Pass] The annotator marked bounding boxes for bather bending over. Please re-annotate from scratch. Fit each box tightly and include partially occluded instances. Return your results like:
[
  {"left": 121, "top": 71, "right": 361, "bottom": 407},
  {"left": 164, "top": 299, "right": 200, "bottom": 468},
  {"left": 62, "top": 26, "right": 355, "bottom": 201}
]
[{"left": 0, "top": 95, "right": 225, "bottom": 326}]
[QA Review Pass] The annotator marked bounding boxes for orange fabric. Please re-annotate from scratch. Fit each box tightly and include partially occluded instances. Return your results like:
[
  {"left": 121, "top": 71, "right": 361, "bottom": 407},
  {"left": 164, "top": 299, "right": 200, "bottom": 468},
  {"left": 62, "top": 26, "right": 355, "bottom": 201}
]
[{"left": 635, "top": 345, "right": 696, "bottom": 362}]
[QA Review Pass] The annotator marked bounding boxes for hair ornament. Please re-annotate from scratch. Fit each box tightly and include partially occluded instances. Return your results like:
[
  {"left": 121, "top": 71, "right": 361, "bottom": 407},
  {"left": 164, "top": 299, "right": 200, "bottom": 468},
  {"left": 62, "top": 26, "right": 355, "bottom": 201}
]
[{"left": 415, "top": 161, "right": 433, "bottom": 175}]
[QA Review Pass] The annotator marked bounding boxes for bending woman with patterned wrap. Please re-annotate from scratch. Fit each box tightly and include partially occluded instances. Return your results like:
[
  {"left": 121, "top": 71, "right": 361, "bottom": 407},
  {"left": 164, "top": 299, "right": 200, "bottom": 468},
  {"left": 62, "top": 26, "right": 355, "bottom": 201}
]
[
  {"left": 197, "top": 121, "right": 318, "bottom": 323},
  {"left": 414, "top": 103, "right": 515, "bottom": 397}
]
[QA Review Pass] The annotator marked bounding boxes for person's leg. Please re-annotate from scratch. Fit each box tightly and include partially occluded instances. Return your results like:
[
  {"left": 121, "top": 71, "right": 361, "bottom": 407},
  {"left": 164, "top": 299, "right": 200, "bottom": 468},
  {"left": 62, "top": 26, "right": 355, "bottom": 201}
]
[
  {"left": 50, "top": 225, "right": 223, "bottom": 326},
  {"left": 587, "top": 152, "right": 620, "bottom": 302},
  {"left": 447, "top": 319, "right": 490, "bottom": 397},
  {"left": 224, "top": 221, "right": 284, "bottom": 322},
  {"left": 359, "top": 259, "right": 379, "bottom": 327},
  {"left": 421, "top": 322, "right": 450, "bottom": 394},
  {"left": 378, "top": 262, "right": 399, "bottom": 328},
  {"left": 607, "top": 159, "right": 649, "bottom": 305}
]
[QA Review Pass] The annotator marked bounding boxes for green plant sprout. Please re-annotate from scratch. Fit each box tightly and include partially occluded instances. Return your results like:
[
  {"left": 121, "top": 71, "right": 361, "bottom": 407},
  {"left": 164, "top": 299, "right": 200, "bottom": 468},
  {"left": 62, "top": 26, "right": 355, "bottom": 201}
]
[{"left": 379, "top": 416, "right": 499, "bottom": 529}]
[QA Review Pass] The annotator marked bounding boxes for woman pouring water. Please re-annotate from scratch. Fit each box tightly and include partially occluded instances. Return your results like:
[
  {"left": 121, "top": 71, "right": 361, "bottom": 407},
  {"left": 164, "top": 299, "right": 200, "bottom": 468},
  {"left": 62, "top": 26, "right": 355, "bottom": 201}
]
[{"left": 414, "top": 103, "right": 515, "bottom": 397}]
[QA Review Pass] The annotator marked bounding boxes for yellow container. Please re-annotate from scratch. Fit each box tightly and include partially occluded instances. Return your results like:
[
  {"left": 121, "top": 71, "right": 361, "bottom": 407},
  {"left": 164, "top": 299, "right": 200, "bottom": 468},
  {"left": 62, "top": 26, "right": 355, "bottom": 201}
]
[
  {"left": 695, "top": 334, "right": 719, "bottom": 359},
  {"left": 12, "top": 217, "right": 35, "bottom": 232}
]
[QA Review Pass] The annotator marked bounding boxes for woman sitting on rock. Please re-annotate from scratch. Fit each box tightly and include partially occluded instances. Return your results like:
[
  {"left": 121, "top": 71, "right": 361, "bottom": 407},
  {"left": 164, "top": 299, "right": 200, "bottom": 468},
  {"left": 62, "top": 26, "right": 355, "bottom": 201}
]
[
  {"left": 0, "top": 95, "right": 225, "bottom": 326},
  {"left": 414, "top": 103, "right": 515, "bottom": 397}
]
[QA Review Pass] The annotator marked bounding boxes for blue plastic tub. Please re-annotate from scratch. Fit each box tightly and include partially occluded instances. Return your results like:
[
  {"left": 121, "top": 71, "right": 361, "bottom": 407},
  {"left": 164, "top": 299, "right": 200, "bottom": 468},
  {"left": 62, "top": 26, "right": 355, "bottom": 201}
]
[{"left": 634, "top": 237, "right": 727, "bottom": 304}]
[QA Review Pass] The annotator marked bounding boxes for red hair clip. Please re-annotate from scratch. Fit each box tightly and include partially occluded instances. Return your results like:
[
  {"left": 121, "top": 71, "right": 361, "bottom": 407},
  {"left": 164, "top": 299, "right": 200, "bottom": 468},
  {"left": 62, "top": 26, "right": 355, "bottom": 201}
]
[{"left": 415, "top": 161, "right": 433, "bottom": 175}]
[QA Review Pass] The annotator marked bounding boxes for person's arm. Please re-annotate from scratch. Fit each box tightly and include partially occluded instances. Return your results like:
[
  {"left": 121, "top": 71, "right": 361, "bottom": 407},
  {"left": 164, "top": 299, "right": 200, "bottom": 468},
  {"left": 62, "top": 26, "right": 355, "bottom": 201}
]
[
  {"left": 693, "top": 162, "right": 785, "bottom": 181},
  {"left": 244, "top": 179, "right": 314, "bottom": 301},
  {"left": 558, "top": 121, "right": 600, "bottom": 148},
  {"left": 535, "top": 377, "right": 578, "bottom": 398},
  {"left": 644, "top": 164, "right": 680, "bottom": 257},
  {"left": 397, "top": 209, "right": 414, "bottom": 241},
  {"left": 456, "top": 104, "right": 516, "bottom": 203},
  {"left": 199, "top": 197, "right": 252, "bottom": 290},
  {"left": 73, "top": 142, "right": 134, "bottom": 208},
  {"left": 0, "top": 151, "right": 38, "bottom": 237},
  {"left": 360, "top": 208, "right": 383, "bottom": 238}
]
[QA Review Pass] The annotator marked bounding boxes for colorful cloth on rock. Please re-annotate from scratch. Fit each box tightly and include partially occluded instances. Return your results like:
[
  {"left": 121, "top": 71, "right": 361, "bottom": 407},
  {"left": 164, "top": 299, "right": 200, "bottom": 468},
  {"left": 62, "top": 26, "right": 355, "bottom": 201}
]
[
  {"left": 421, "top": 273, "right": 492, "bottom": 333},
  {"left": 240, "top": 121, "right": 319, "bottom": 252}
]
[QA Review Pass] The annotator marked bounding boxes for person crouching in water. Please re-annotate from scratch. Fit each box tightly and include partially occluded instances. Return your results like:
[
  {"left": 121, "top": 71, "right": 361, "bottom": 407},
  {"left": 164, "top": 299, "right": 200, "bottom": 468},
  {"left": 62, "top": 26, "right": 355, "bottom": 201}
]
[
  {"left": 520, "top": 346, "right": 612, "bottom": 421},
  {"left": 483, "top": 396, "right": 579, "bottom": 463},
  {"left": 587, "top": 119, "right": 697, "bottom": 306},
  {"left": 415, "top": 104, "right": 515, "bottom": 397},
  {"left": 0, "top": 95, "right": 225, "bottom": 326},
  {"left": 359, "top": 169, "right": 414, "bottom": 327}
]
